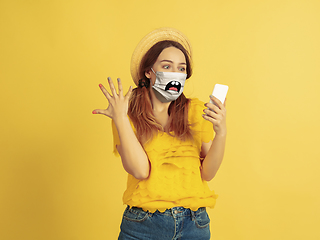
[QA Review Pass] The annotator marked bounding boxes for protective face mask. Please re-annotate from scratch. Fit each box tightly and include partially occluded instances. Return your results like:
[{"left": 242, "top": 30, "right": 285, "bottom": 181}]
[{"left": 151, "top": 68, "right": 187, "bottom": 103}]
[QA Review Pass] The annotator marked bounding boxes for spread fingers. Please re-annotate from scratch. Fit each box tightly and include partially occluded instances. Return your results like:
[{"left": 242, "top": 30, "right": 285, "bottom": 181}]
[{"left": 99, "top": 83, "right": 112, "bottom": 100}]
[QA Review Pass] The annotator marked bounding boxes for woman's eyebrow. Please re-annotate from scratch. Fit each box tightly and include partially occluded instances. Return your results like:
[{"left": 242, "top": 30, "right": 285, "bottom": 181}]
[{"left": 160, "top": 60, "right": 186, "bottom": 65}]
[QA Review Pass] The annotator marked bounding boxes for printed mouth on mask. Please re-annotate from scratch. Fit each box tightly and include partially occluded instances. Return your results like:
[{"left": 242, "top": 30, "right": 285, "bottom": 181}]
[{"left": 165, "top": 81, "right": 181, "bottom": 92}]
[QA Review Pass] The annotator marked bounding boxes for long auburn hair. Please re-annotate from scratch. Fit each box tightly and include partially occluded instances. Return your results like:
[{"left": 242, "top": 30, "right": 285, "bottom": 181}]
[{"left": 128, "top": 40, "right": 193, "bottom": 145}]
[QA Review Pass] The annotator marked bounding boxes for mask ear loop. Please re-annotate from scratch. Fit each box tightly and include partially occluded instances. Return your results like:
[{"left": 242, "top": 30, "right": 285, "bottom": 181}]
[{"left": 148, "top": 68, "right": 156, "bottom": 87}]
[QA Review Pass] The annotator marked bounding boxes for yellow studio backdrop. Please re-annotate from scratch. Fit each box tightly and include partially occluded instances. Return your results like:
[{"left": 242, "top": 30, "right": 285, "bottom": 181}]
[{"left": 0, "top": 0, "right": 319, "bottom": 239}]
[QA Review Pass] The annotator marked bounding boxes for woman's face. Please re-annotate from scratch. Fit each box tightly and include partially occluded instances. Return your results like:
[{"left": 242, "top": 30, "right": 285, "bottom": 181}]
[{"left": 145, "top": 46, "right": 187, "bottom": 85}]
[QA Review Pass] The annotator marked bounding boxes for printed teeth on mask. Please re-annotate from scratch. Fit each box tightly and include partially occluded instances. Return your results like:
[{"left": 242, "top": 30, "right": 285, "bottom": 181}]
[{"left": 165, "top": 81, "right": 181, "bottom": 92}]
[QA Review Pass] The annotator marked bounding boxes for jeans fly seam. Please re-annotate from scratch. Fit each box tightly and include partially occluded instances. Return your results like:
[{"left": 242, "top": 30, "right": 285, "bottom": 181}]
[{"left": 171, "top": 214, "right": 177, "bottom": 240}]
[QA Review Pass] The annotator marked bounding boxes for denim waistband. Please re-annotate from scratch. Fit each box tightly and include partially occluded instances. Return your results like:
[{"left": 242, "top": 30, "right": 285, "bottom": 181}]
[
  {"left": 121, "top": 205, "right": 211, "bottom": 239},
  {"left": 127, "top": 205, "right": 206, "bottom": 217}
]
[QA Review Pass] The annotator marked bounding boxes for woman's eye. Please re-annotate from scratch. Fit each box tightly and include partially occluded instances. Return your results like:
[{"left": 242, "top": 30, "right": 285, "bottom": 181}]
[
  {"left": 179, "top": 67, "right": 186, "bottom": 71},
  {"left": 163, "top": 65, "right": 170, "bottom": 69}
]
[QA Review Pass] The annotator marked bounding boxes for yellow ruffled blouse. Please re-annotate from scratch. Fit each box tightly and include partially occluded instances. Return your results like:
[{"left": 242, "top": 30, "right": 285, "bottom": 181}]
[{"left": 112, "top": 98, "right": 218, "bottom": 213}]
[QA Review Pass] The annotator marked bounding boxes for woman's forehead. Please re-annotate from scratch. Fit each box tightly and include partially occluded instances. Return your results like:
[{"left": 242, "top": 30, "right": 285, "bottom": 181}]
[{"left": 157, "top": 47, "right": 186, "bottom": 63}]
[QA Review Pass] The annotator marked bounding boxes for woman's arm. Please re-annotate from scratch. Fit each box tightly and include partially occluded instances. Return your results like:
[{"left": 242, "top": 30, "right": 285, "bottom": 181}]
[
  {"left": 200, "top": 135, "right": 226, "bottom": 181},
  {"left": 93, "top": 78, "right": 150, "bottom": 180},
  {"left": 114, "top": 116, "right": 150, "bottom": 180},
  {"left": 200, "top": 96, "right": 227, "bottom": 181}
]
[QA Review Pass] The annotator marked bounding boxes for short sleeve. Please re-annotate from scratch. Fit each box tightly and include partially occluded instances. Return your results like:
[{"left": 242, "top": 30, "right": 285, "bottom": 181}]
[
  {"left": 201, "top": 115, "right": 214, "bottom": 143},
  {"left": 188, "top": 98, "right": 214, "bottom": 144},
  {"left": 111, "top": 120, "right": 120, "bottom": 156}
]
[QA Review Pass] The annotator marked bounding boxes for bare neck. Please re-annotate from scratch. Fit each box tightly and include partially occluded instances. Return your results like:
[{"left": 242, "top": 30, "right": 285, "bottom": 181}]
[{"left": 149, "top": 88, "right": 171, "bottom": 129}]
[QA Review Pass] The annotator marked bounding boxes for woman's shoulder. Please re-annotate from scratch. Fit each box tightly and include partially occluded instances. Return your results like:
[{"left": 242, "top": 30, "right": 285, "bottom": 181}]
[
  {"left": 187, "top": 98, "right": 214, "bottom": 140},
  {"left": 187, "top": 98, "right": 206, "bottom": 123},
  {"left": 188, "top": 98, "right": 206, "bottom": 111}
]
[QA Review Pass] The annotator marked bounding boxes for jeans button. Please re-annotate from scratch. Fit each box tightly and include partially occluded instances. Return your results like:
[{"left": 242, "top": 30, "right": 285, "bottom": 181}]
[{"left": 174, "top": 210, "right": 178, "bottom": 214}]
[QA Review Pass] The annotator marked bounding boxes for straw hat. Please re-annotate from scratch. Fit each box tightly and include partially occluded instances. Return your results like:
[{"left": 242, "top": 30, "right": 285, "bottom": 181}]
[{"left": 130, "top": 27, "right": 192, "bottom": 86}]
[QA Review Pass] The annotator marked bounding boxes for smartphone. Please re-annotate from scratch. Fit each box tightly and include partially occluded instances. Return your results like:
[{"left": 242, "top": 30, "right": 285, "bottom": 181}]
[{"left": 210, "top": 84, "right": 229, "bottom": 106}]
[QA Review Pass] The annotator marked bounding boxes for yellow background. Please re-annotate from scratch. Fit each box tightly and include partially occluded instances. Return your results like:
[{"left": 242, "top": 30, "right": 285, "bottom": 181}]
[{"left": 1, "top": 0, "right": 319, "bottom": 239}]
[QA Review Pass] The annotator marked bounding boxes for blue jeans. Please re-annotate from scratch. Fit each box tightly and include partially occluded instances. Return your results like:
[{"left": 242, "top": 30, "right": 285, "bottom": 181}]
[{"left": 118, "top": 206, "right": 210, "bottom": 240}]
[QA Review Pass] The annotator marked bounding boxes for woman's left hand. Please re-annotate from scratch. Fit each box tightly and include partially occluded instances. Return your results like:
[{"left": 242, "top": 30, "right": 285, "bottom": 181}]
[{"left": 202, "top": 96, "right": 227, "bottom": 136}]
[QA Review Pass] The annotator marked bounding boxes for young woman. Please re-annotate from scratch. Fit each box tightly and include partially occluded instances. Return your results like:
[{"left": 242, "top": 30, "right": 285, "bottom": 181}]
[{"left": 93, "top": 28, "right": 227, "bottom": 240}]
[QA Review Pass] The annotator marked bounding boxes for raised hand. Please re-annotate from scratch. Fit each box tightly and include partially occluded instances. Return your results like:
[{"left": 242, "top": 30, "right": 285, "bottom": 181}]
[
  {"left": 92, "top": 77, "right": 133, "bottom": 121},
  {"left": 202, "top": 96, "right": 227, "bottom": 136}
]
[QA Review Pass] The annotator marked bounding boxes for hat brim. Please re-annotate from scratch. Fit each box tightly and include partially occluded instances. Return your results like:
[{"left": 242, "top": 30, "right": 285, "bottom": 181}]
[{"left": 130, "top": 28, "right": 192, "bottom": 86}]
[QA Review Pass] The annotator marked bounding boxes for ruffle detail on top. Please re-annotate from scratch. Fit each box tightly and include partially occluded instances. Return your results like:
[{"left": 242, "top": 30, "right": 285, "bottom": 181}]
[{"left": 120, "top": 98, "right": 217, "bottom": 213}]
